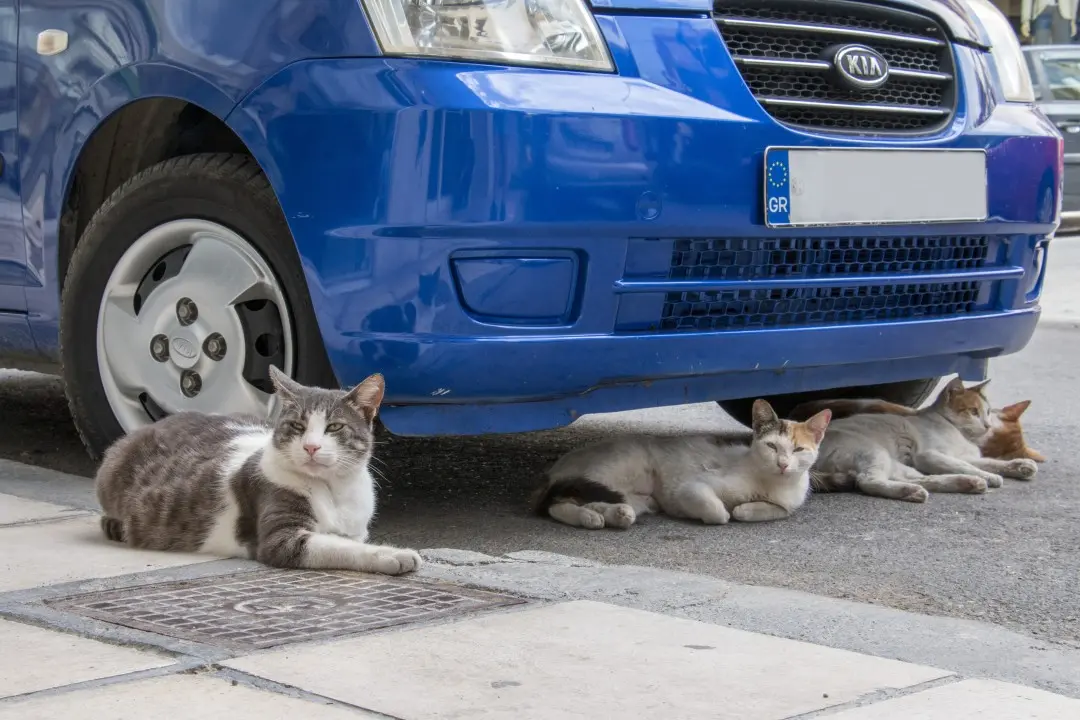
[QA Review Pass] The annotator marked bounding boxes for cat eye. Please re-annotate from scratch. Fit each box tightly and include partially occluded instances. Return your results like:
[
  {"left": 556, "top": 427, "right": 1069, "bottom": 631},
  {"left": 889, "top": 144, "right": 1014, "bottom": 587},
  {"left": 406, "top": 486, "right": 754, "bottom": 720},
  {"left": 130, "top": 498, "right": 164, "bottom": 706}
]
[
  {"left": 766, "top": 442, "right": 778, "bottom": 451},
  {"left": 326, "top": 422, "right": 345, "bottom": 432},
  {"left": 794, "top": 446, "right": 807, "bottom": 453},
  {"left": 287, "top": 421, "right": 305, "bottom": 432}
]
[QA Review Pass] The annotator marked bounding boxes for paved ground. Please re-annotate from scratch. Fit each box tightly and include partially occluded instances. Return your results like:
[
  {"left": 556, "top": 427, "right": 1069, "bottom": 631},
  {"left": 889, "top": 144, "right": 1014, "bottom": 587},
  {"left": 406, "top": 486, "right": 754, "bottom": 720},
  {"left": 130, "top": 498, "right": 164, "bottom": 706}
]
[
  {"left": 1, "top": 240, "right": 1078, "bottom": 654},
  {"left": 2, "top": 492, "right": 1079, "bottom": 716}
]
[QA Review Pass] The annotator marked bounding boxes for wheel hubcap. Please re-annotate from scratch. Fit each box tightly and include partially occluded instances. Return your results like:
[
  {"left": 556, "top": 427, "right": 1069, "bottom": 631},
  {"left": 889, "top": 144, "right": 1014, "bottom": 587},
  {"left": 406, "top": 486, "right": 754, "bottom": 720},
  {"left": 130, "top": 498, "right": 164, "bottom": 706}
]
[{"left": 97, "top": 219, "right": 294, "bottom": 432}]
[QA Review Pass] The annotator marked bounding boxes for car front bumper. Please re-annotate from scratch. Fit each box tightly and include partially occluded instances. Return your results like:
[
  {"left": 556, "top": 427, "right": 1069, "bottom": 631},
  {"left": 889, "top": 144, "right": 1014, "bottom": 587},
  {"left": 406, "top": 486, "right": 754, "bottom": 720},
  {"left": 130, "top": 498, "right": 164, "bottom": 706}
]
[{"left": 229, "top": 14, "right": 1061, "bottom": 435}]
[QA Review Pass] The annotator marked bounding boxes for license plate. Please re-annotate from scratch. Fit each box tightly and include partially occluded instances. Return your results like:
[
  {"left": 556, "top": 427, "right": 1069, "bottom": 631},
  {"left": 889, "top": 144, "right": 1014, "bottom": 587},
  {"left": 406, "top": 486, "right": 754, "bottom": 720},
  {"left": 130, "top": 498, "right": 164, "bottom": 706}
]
[{"left": 764, "top": 147, "right": 988, "bottom": 228}]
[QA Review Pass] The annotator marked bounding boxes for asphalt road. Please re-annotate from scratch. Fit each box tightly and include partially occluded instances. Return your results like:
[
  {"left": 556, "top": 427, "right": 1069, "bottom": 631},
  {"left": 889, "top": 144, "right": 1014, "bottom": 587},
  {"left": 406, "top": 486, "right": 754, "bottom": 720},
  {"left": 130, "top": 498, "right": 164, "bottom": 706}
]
[{"left": 2, "top": 242, "right": 1079, "bottom": 648}]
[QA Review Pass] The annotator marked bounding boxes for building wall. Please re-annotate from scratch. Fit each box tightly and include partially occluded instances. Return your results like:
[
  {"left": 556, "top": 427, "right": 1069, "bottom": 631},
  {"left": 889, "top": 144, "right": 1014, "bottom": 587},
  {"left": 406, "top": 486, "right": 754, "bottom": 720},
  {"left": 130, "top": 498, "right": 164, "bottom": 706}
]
[
  {"left": 995, "top": 0, "right": 1020, "bottom": 31},
  {"left": 994, "top": 0, "right": 1018, "bottom": 15},
  {"left": 994, "top": 0, "right": 1045, "bottom": 38}
]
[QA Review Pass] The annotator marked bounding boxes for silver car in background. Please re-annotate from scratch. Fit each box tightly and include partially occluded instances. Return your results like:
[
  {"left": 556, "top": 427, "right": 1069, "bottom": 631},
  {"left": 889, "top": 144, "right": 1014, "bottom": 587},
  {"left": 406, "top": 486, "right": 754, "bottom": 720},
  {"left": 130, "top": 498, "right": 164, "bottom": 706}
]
[{"left": 1024, "top": 44, "right": 1080, "bottom": 224}]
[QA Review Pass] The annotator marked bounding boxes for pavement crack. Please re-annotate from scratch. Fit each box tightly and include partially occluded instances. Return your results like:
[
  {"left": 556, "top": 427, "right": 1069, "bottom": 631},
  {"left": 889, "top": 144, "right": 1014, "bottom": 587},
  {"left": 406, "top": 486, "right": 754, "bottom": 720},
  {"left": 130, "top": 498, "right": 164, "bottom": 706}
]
[
  {"left": 213, "top": 667, "right": 406, "bottom": 719},
  {"left": 782, "top": 675, "right": 962, "bottom": 718},
  {"left": 0, "top": 661, "right": 209, "bottom": 706}
]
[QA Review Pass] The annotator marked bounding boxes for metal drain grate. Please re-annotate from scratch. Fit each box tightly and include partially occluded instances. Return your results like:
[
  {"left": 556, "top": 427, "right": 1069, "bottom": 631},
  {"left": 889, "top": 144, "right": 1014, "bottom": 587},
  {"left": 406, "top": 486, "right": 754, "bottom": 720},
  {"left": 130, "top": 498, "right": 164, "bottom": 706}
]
[{"left": 46, "top": 570, "right": 525, "bottom": 651}]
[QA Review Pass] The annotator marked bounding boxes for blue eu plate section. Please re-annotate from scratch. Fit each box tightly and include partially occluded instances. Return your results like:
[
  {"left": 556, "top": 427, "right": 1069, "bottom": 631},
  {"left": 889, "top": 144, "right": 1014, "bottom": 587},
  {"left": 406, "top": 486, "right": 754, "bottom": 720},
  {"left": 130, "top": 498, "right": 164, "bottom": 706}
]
[
  {"left": 763, "top": 146, "right": 988, "bottom": 228},
  {"left": 764, "top": 148, "right": 791, "bottom": 227}
]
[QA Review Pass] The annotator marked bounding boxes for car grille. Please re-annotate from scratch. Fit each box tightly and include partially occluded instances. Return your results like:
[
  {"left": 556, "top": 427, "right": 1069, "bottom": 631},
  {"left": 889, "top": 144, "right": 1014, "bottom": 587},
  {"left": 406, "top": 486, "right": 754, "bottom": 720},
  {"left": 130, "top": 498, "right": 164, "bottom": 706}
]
[
  {"left": 616, "top": 235, "right": 1002, "bottom": 333},
  {"left": 659, "top": 281, "right": 982, "bottom": 332},
  {"left": 669, "top": 236, "right": 990, "bottom": 280},
  {"left": 714, "top": 0, "right": 956, "bottom": 133}
]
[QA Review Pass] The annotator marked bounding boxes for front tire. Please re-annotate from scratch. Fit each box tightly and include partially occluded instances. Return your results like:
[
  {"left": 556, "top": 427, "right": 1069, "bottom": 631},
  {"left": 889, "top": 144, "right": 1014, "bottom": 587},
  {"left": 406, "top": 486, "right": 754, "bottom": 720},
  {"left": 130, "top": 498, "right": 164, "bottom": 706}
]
[
  {"left": 61, "top": 153, "right": 333, "bottom": 458},
  {"left": 717, "top": 378, "right": 939, "bottom": 427}
]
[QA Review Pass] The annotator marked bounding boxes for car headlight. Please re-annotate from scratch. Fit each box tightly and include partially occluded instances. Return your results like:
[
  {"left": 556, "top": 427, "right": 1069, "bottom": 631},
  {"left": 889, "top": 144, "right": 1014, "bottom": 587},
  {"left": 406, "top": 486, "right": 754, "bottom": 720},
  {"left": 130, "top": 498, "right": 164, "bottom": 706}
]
[
  {"left": 360, "top": 0, "right": 614, "bottom": 72},
  {"left": 964, "top": 0, "right": 1035, "bottom": 103}
]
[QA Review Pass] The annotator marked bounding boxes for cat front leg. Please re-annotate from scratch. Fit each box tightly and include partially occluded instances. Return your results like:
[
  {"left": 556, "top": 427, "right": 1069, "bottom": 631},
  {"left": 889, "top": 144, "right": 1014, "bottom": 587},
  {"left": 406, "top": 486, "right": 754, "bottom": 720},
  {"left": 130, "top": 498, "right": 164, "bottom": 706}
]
[
  {"left": 548, "top": 502, "right": 606, "bottom": 529},
  {"left": 967, "top": 457, "right": 1038, "bottom": 481},
  {"left": 895, "top": 463, "right": 987, "bottom": 494},
  {"left": 913, "top": 450, "right": 1003, "bottom": 487},
  {"left": 672, "top": 482, "right": 730, "bottom": 525},
  {"left": 855, "top": 467, "right": 928, "bottom": 503},
  {"left": 548, "top": 501, "right": 637, "bottom": 529},
  {"left": 731, "top": 502, "right": 789, "bottom": 523},
  {"left": 582, "top": 502, "right": 637, "bottom": 529},
  {"left": 259, "top": 529, "right": 421, "bottom": 575},
  {"left": 304, "top": 534, "right": 421, "bottom": 575}
]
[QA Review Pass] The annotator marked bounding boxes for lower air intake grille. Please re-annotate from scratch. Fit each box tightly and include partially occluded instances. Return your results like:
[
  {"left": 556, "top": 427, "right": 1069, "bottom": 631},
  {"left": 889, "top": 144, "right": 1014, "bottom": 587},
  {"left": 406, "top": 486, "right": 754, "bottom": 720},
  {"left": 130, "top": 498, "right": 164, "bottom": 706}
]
[
  {"left": 670, "top": 235, "right": 990, "bottom": 280},
  {"left": 660, "top": 281, "right": 982, "bottom": 332}
]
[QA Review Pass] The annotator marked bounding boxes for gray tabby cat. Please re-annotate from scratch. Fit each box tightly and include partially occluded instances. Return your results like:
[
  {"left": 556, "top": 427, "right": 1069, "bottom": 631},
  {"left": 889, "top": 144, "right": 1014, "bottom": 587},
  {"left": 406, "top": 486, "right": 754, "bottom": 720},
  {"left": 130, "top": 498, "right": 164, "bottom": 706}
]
[
  {"left": 533, "top": 399, "right": 831, "bottom": 529},
  {"left": 811, "top": 377, "right": 1038, "bottom": 503},
  {"left": 95, "top": 367, "right": 421, "bottom": 575}
]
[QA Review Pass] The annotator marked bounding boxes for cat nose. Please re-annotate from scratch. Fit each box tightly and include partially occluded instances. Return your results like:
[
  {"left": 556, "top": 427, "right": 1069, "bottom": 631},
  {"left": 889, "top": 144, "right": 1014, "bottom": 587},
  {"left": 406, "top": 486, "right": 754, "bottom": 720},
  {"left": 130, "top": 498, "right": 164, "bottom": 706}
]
[
  {"left": 778, "top": 462, "right": 789, "bottom": 472},
  {"left": 303, "top": 442, "right": 321, "bottom": 457}
]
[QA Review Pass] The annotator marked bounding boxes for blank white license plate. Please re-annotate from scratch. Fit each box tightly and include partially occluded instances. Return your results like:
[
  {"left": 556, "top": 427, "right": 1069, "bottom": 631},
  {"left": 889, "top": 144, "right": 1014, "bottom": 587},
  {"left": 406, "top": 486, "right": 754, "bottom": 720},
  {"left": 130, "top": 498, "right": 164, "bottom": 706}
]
[{"left": 764, "top": 148, "right": 988, "bottom": 228}]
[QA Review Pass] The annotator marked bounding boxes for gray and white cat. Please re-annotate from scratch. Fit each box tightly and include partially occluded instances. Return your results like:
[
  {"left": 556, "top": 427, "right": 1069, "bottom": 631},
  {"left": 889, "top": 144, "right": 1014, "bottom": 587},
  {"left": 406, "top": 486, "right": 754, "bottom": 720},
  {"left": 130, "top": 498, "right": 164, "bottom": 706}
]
[
  {"left": 532, "top": 399, "right": 832, "bottom": 529},
  {"left": 811, "top": 377, "right": 1038, "bottom": 503},
  {"left": 95, "top": 367, "right": 421, "bottom": 575}
]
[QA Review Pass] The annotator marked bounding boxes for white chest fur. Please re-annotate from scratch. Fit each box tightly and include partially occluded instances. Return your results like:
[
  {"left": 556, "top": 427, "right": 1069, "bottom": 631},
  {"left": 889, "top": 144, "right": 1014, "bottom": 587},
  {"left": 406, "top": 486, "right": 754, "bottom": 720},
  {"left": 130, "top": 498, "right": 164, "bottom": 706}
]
[{"left": 307, "top": 470, "right": 377, "bottom": 542}]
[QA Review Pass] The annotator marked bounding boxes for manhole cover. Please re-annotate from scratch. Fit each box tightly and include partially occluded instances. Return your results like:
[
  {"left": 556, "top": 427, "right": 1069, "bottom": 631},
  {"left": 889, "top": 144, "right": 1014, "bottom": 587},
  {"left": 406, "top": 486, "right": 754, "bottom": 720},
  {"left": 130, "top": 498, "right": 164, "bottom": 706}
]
[{"left": 47, "top": 569, "right": 525, "bottom": 651}]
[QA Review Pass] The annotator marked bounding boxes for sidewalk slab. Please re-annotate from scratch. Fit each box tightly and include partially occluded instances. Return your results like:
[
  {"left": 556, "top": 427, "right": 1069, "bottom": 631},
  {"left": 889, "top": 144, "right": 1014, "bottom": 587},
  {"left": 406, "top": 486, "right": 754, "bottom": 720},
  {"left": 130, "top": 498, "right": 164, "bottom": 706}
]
[
  {"left": 0, "top": 618, "right": 173, "bottom": 698},
  {"left": 0, "top": 673, "right": 382, "bottom": 719},
  {"left": 224, "top": 600, "right": 952, "bottom": 720},
  {"left": 0, "top": 516, "right": 210, "bottom": 593},
  {"left": 0, "top": 493, "right": 87, "bottom": 526},
  {"left": 826, "top": 678, "right": 1080, "bottom": 719}
]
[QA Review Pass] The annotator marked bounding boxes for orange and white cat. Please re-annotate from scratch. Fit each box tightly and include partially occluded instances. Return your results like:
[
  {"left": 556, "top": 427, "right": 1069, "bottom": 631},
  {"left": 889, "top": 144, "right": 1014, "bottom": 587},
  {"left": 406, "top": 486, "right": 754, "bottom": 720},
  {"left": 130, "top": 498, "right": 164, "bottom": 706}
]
[
  {"left": 808, "top": 379, "right": 1038, "bottom": 504},
  {"left": 790, "top": 393, "right": 1044, "bottom": 464}
]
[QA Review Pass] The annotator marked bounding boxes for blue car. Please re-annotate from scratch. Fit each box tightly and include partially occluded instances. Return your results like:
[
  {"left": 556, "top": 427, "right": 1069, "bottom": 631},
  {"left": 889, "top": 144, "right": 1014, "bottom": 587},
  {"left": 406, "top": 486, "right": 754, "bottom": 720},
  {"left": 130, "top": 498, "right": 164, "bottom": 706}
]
[{"left": 0, "top": 0, "right": 1061, "bottom": 457}]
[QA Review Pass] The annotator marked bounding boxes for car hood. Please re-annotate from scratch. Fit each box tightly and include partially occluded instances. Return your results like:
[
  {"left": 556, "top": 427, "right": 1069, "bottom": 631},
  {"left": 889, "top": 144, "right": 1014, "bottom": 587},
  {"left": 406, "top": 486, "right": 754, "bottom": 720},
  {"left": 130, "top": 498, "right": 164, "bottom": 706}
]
[{"left": 588, "top": 0, "right": 990, "bottom": 48}]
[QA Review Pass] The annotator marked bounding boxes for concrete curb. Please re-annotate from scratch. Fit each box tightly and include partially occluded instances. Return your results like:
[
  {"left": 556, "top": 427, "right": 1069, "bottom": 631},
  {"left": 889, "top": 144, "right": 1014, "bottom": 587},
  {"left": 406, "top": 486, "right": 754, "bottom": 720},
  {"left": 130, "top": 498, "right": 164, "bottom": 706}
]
[{"left": 3, "top": 468, "right": 1080, "bottom": 700}]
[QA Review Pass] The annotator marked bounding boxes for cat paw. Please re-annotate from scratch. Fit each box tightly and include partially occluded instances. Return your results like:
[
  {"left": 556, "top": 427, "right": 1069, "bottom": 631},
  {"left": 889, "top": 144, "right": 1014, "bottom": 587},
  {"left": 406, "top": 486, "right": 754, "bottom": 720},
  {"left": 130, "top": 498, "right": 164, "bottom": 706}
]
[
  {"left": 731, "top": 505, "right": 755, "bottom": 522},
  {"left": 1005, "top": 459, "right": 1038, "bottom": 481},
  {"left": 608, "top": 504, "right": 636, "bottom": 530},
  {"left": 957, "top": 476, "right": 988, "bottom": 494},
  {"left": 699, "top": 508, "right": 730, "bottom": 525},
  {"left": 984, "top": 474, "right": 1004, "bottom": 489},
  {"left": 371, "top": 548, "right": 423, "bottom": 575},
  {"left": 901, "top": 486, "right": 929, "bottom": 503},
  {"left": 579, "top": 508, "right": 605, "bottom": 530}
]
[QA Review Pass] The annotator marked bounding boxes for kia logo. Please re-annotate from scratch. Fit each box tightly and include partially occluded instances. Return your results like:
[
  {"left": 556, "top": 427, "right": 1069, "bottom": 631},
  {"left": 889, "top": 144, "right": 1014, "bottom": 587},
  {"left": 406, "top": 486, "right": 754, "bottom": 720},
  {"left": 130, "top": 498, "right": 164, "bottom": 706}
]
[
  {"left": 832, "top": 44, "right": 890, "bottom": 90},
  {"left": 171, "top": 337, "right": 198, "bottom": 359}
]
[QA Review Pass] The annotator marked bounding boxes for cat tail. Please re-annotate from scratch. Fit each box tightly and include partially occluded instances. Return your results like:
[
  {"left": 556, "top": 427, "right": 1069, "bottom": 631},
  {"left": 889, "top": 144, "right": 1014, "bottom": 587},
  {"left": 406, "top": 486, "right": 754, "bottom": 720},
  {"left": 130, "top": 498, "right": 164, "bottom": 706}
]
[
  {"left": 789, "top": 398, "right": 917, "bottom": 422},
  {"left": 1026, "top": 447, "right": 1047, "bottom": 463},
  {"left": 100, "top": 516, "right": 125, "bottom": 542},
  {"left": 531, "top": 475, "right": 627, "bottom": 517}
]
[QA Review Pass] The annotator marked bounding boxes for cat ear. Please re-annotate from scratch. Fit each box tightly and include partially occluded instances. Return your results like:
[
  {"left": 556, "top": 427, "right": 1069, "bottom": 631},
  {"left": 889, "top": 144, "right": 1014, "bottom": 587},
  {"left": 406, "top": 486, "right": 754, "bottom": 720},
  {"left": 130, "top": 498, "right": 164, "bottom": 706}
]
[
  {"left": 343, "top": 373, "right": 385, "bottom": 423},
  {"left": 998, "top": 400, "right": 1031, "bottom": 421},
  {"left": 751, "top": 399, "right": 779, "bottom": 434},
  {"left": 936, "top": 376, "right": 965, "bottom": 405},
  {"left": 803, "top": 409, "right": 832, "bottom": 444},
  {"left": 268, "top": 365, "right": 303, "bottom": 402}
]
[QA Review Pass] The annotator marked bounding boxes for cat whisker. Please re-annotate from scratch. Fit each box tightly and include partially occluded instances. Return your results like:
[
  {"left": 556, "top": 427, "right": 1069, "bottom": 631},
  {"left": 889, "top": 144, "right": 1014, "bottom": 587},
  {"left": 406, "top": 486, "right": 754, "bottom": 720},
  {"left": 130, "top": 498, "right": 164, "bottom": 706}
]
[{"left": 369, "top": 465, "right": 389, "bottom": 486}]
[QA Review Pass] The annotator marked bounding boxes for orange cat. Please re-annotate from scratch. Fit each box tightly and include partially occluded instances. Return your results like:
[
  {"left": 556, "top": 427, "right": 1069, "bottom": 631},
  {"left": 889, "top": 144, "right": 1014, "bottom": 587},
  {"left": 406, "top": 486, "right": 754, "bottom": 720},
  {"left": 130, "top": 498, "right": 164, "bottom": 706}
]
[
  {"left": 789, "top": 397, "right": 1045, "bottom": 463},
  {"left": 980, "top": 400, "right": 1046, "bottom": 463}
]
